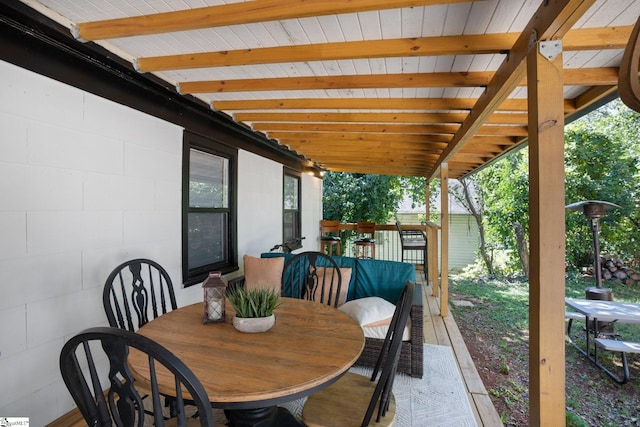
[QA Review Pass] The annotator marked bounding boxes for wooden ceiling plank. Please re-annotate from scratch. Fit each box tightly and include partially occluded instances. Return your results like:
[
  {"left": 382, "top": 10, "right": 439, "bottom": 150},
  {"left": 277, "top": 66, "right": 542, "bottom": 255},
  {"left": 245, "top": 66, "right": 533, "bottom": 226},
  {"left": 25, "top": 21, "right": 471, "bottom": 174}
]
[
  {"left": 74, "top": 0, "right": 475, "bottom": 41},
  {"left": 427, "top": 0, "right": 596, "bottom": 180}
]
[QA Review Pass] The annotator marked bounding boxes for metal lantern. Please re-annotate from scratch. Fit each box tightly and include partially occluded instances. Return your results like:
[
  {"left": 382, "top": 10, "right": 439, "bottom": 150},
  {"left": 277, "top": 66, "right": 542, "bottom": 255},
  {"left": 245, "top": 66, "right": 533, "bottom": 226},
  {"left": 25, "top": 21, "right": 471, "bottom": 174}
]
[{"left": 202, "top": 272, "right": 227, "bottom": 324}]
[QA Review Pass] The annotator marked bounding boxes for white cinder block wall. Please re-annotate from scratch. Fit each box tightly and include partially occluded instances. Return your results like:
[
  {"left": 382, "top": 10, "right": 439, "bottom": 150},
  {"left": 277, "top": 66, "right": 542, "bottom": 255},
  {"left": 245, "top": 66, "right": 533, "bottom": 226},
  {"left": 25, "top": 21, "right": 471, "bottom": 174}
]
[{"left": 0, "top": 60, "right": 321, "bottom": 424}]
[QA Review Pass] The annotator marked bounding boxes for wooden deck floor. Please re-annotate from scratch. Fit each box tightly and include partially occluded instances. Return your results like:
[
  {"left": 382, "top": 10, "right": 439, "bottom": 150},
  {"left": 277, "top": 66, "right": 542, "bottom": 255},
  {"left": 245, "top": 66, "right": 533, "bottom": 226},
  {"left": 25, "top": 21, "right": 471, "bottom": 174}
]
[{"left": 419, "top": 276, "right": 504, "bottom": 427}]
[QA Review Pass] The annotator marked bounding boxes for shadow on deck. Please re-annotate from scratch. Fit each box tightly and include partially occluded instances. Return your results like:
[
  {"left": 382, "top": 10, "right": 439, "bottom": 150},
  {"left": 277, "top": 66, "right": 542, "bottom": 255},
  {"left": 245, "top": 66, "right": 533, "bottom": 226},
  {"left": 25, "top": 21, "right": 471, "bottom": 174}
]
[{"left": 417, "top": 273, "right": 504, "bottom": 427}]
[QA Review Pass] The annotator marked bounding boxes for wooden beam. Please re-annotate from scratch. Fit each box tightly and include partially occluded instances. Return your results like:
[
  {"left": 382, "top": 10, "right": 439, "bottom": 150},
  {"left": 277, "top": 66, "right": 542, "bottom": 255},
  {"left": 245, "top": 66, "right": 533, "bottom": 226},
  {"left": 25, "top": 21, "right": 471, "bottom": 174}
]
[
  {"left": 256, "top": 122, "right": 527, "bottom": 136},
  {"left": 136, "top": 26, "right": 630, "bottom": 72},
  {"left": 214, "top": 97, "right": 570, "bottom": 112},
  {"left": 528, "top": 66, "right": 620, "bottom": 86},
  {"left": 236, "top": 112, "right": 469, "bottom": 124},
  {"left": 235, "top": 112, "right": 528, "bottom": 125},
  {"left": 439, "top": 163, "right": 449, "bottom": 317},
  {"left": 270, "top": 131, "right": 452, "bottom": 144},
  {"left": 284, "top": 144, "right": 445, "bottom": 156},
  {"left": 254, "top": 122, "right": 461, "bottom": 134},
  {"left": 138, "top": 33, "right": 515, "bottom": 71},
  {"left": 214, "top": 97, "right": 478, "bottom": 111},
  {"left": 286, "top": 143, "right": 444, "bottom": 155},
  {"left": 180, "top": 67, "right": 610, "bottom": 94},
  {"left": 309, "top": 154, "right": 440, "bottom": 164},
  {"left": 74, "top": 0, "right": 474, "bottom": 41},
  {"left": 324, "top": 164, "right": 430, "bottom": 176},
  {"left": 572, "top": 85, "right": 617, "bottom": 111},
  {"left": 427, "top": 223, "right": 439, "bottom": 294},
  {"left": 426, "top": 0, "right": 596, "bottom": 181},
  {"left": 527, "top": 40, "right": 567, "bottom": 427},
  {"left": 178, "top": 72, "right": 493, "bottom": 93}
]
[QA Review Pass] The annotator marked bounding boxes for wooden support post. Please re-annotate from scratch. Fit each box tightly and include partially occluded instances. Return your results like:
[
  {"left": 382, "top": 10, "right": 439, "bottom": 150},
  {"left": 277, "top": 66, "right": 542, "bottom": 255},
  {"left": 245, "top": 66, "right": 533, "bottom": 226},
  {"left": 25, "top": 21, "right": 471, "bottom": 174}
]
[
  {"left": 427, "top": 224, "right": 439, "bottom": 296},
  {"left": 425, "top": 182, "right": 431, "bottom": 221},
  {"left": 439, "top": 163, "right": 449, "bottom": 317},
  {"left": 527, "top": 39, "right": 566, "bottom": 426}
]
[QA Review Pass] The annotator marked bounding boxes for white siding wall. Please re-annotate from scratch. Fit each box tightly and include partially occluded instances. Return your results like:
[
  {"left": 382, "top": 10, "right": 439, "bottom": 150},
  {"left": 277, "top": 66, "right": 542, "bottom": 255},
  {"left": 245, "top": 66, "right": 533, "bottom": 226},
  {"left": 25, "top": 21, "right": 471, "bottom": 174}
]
[
  {"left": 397, "top": 212, "right": 480, "bottom": 270},
  {"left": 448, "top": 214, "right": 480, "bottom": 270},
  {"left": 0, "top": 60, "right": 321, "bottom": 424}
]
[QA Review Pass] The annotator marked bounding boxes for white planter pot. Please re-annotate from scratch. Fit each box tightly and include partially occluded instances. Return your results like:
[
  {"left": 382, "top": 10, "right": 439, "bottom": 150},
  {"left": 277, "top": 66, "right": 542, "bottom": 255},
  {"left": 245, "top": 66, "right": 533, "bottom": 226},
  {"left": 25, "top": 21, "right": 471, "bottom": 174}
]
[{"left": 232, "top": 314, "right": 275, "bottom": 333}]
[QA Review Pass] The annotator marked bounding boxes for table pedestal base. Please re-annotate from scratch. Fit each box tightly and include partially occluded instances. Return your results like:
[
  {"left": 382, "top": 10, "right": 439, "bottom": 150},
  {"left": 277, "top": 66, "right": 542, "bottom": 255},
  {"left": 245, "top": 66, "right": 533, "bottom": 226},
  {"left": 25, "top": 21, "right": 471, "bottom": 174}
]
[{"left": 227, "top": 406, "right": 303, "bottom": 427}]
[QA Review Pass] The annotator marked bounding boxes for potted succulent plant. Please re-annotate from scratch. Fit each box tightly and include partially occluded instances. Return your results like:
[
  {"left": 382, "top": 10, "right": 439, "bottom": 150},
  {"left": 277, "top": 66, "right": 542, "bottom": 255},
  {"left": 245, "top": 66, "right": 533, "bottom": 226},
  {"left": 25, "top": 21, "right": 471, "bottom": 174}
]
[{"left": 227, "top": 287, "right": 281, "bottom": 333}]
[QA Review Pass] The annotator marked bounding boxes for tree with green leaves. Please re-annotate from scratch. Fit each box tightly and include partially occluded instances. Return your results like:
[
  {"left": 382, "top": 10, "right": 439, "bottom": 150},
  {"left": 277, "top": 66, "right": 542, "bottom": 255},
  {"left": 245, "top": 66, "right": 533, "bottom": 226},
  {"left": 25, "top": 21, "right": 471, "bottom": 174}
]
[
  {"left": 322, "top": 172, "right": 428, "bottom": 224},
  {"left": 450, "top": 177, "right": 496, "bottom": 275},
  {"left": 472, "top": 150, "right": 531, "bottom": 275},
  {"left": 564, "top": 101, "right": 639, "bottom": 268},
  {"left": 471, "top": 99, "right": 639, "bottom": 274}
]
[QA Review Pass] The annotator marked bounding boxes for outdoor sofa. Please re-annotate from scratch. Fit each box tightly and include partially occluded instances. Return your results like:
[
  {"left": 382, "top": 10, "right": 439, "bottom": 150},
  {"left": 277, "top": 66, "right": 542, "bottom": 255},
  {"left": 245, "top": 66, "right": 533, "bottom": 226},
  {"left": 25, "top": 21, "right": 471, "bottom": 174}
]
[{"left": 232, "top": 253, "right": 423, "bottom": 378}]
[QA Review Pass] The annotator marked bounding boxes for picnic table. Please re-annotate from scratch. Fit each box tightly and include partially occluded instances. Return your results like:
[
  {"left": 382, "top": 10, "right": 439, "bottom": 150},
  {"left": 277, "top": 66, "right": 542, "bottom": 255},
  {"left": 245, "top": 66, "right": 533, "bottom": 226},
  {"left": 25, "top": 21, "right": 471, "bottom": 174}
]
[{"left": 565, "top": 298, "right": 640, "bottom": 384}]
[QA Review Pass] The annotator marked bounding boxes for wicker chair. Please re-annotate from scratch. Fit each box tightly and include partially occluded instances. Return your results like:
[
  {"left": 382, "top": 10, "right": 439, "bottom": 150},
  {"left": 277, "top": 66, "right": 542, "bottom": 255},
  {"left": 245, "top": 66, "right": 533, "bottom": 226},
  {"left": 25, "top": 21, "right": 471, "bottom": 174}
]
[{"left": 354, "top": 283, "right": 424, "bottom": 378}]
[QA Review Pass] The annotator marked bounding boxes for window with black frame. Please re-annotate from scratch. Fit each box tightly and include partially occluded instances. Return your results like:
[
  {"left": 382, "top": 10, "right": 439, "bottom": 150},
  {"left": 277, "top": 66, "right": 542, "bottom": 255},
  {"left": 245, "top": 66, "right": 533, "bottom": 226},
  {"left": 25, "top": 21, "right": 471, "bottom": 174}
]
[
  {"left": 283, "top": 169, "right": 302, "bottom": 251},
  {"left": 182, "top": 131, "right": 237, "bottom": 285}
]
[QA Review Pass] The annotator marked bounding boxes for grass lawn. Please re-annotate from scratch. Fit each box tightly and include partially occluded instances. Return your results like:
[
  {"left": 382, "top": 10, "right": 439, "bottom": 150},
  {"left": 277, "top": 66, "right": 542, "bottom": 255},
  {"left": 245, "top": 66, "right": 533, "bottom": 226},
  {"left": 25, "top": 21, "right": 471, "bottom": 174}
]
[{"left": 450, "top": 272, "right": 640, "bottom": 426}]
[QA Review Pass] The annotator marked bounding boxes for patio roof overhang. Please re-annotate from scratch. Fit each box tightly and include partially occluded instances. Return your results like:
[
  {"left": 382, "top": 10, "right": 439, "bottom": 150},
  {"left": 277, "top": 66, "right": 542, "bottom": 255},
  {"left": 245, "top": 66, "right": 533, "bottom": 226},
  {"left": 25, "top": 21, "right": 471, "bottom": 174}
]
[{"left": 11, "top": 0, "right": 637, "bottom": 180}]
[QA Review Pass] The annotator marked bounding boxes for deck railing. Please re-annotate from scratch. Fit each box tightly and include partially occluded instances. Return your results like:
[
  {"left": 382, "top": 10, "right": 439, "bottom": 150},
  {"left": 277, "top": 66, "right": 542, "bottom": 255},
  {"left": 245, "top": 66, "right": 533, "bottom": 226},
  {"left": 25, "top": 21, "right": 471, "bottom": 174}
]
[{"left": 320, "top": 223, "right": 439, "bottom": 284}]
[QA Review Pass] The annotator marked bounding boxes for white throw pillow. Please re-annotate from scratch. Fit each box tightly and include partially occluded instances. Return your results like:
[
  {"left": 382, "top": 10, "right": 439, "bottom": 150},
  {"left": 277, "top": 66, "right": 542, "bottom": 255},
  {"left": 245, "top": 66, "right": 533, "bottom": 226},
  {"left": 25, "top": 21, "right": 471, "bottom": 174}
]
[
  {"left": 338, "top": 297, "right": 395, "bottom": 326},
  {"left": 339, "top": 296, "right": 411, "bottom": 341},
  {"left": 362, "top": 322, "right": 412, "bottom": 341}
]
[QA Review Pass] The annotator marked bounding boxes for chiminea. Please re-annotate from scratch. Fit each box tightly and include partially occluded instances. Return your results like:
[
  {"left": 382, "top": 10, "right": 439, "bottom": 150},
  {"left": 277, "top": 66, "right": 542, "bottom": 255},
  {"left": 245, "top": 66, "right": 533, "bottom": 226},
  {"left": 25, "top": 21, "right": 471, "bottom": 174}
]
[{"left": 566, "top": 200, "right": 621, "bottom": 334}]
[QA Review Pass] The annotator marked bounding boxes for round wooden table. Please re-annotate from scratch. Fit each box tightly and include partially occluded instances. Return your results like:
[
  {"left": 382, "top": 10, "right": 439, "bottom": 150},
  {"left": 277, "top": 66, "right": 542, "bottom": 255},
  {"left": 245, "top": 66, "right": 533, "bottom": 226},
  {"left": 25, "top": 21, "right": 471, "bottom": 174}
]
[{"left": 129, "top": 297, "right": 364, "bottom": 426}]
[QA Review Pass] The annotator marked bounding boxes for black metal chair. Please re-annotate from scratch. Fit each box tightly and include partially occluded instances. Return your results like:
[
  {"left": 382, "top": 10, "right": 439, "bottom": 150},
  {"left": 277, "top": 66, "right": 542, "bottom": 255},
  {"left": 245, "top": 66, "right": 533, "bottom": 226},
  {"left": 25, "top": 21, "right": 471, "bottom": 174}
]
[
  {"left": 396, "top": 221, "right": 427, "bottom": 279},
  {"left": 59, "top": 326, "right": 214, "bottom": 427},
  {"left": 281, "top": 251, "right": 344, "bottom": 308},
  {"left": 301, "top": 281, "right": 415, "bottom": 427},
  {"left": 103, "top": 258, "right": 178, "bottom": 331}
]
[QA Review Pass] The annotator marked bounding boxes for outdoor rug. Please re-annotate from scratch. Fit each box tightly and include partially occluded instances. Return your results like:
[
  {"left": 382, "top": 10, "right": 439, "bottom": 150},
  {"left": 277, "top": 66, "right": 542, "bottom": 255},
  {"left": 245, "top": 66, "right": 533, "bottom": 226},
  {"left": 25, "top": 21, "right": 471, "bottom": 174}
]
[{"left": 213, "top": 343, "right": 477, "bottom": 426}]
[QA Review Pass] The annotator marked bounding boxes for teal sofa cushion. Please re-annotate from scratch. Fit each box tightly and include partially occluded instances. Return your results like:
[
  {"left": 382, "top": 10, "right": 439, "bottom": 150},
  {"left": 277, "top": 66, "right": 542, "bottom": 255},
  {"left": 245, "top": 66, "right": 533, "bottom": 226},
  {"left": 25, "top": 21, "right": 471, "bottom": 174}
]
[
  {"left": 260, "top": 252, "right": 414, "bottom": 304},
  {"left": 351, "top": 258, "right": 415, "bottom": 303}
]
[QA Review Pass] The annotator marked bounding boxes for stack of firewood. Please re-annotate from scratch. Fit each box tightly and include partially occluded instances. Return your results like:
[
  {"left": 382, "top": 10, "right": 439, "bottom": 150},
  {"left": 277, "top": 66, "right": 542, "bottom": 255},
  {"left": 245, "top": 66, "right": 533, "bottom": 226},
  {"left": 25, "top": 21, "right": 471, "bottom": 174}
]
[{"left": 582, "top": 255, "right": 640, "bottom": 287}]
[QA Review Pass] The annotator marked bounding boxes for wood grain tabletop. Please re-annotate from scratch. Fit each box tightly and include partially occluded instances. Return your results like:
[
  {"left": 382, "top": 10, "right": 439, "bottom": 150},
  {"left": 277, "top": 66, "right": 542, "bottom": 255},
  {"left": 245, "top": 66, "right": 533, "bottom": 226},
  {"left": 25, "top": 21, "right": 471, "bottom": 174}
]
[{"left": 128, "top": 297, "right": 365, "bottom": 408}]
